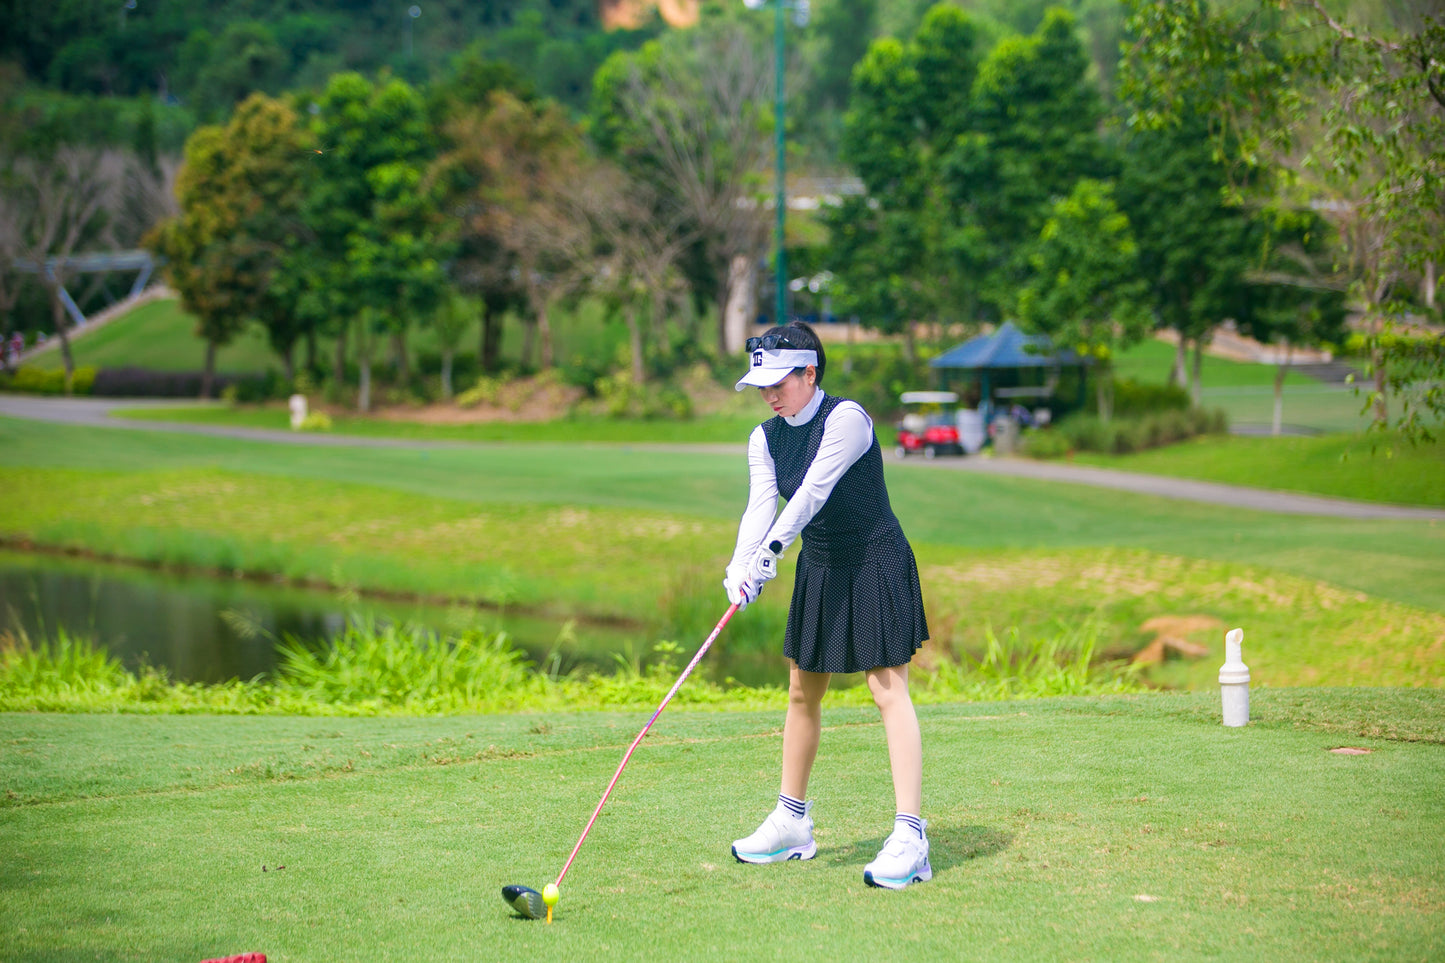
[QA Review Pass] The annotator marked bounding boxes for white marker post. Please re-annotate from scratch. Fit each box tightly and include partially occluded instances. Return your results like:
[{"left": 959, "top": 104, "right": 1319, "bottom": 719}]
[
  {"left": 288, "top": 394, "right": 308, "bottom": 430},
  {"left": 1219, "top": 628, "right": 1250, "bottom": 727}
]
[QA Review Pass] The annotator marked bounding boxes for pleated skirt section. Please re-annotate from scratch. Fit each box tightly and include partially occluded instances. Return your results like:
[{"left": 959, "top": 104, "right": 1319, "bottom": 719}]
[{"left": 783, "top": 535, "right": 929, "bottom": 674}]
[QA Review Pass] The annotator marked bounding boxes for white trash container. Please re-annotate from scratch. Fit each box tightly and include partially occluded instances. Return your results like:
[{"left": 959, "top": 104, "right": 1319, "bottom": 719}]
[{"left": 1219, "top": 628, "right": 1250, "bottom": 727}]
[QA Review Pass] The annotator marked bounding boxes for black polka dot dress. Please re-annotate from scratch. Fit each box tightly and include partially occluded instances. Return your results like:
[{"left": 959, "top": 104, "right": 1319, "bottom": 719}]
[{"left": 764, "top": 394, "right": 929, "bottom": 673}]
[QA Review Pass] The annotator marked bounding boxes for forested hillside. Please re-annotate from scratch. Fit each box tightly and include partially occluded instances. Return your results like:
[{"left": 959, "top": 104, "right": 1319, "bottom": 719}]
[
  {"left": 1, "top": 0, "right": 1439, "bottom": 440},
  {"left": 0, "top": 0, "right": 1138, "bottom": 151}
]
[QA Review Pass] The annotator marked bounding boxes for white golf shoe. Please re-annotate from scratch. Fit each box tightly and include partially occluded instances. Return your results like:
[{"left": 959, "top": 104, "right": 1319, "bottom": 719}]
[
  {"left": 731, "top": 801, "right": 816, "bottom": 863},
  {"left": 863, "top": 820, "right": 932, "bottom": 889}
]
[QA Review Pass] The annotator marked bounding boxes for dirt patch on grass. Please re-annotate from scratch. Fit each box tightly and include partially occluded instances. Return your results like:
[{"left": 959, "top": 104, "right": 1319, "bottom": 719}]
[
  {"left": 371, "top": 375, "right": 585, "bottom": 423},
  {"left": 1132, "top": 615, "right": 1223, "bottom": 665}
]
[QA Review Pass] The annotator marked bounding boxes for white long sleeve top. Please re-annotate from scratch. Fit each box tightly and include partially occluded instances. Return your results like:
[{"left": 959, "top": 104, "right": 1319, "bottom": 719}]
[{"left": 726, "top": 389, "right": 875, "bottom": 581}]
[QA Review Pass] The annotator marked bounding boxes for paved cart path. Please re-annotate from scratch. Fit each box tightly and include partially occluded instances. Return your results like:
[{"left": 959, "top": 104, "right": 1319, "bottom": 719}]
[{"left": 3, "top": 395, "right": 1442, "bottom": 521}]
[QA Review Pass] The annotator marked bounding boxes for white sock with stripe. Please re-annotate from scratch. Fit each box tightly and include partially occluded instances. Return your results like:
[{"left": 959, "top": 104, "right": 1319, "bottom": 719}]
[
  {"left": 896, "top": 812, "right": 925, "bottom": 839},
  {"left": 779, "top": 792, "right": 807, "bottom": 819}
]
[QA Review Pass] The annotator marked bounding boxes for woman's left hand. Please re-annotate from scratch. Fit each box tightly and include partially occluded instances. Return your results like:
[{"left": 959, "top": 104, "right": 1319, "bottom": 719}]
[{"left": 751, "top": 541, "right": 784, "bottom": 585}]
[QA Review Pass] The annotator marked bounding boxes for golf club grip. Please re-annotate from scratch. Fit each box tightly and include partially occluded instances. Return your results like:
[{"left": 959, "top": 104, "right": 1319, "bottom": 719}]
[{"left": 554, "top": 603, "right": 740, "bottom": 888}]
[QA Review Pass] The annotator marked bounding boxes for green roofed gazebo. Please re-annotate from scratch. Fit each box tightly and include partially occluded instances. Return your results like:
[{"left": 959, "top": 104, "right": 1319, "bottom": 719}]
[{"left": 929, "top": 322, "right": 1088, "bottom": 416}]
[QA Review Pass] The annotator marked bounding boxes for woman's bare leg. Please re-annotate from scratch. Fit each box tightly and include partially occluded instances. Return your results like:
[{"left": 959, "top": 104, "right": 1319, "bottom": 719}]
[
  {"left": 780, "top": 662, "right": 831, "bottom": 799},
  {"left": 866, "top": 664, "right": 922, "bottom": 815}
]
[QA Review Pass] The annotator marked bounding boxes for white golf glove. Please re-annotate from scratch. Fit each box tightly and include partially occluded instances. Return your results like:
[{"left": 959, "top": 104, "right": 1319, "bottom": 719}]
[
  {"left": 723, "top": 568, "right": 761, "bottom": 611},
  {"left": 750, "top": 540, "right": 785, "bottom": 586}
]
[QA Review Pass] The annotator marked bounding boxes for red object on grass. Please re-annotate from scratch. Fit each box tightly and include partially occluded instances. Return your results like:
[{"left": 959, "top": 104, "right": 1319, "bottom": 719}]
[{"left": 200, "top": 955, "right": 266, "bottom": 963}]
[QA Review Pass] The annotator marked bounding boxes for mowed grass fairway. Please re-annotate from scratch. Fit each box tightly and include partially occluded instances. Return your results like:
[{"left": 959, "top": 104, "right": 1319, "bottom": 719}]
[
  {"left": 1, "top": 415, "right": 1443, "bottom": 691},
  {"left": 1068, "top": 431, "right": 1445, "bottom": 508},
  {"left": 2, "top": 411, "right": 1444, "bottom": 960},
  {"left": 110, "top": 405, "right": 1445, "bottom": 506},
  {"left": 3, "top": 691, "right": 1442, "bottom": 962}
]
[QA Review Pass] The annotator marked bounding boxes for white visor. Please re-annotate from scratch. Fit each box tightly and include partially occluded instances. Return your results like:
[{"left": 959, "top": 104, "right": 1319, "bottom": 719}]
[{"left": 735, "top": 348, "right": 819, "bottom": 390}]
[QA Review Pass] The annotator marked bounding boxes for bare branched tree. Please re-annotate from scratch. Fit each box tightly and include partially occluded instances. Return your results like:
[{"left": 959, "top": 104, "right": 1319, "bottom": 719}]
[
  {"left": 116, "top": 155, "right": 181, "bottom": 248},
  {"left": 436, "top": 93, "right": 598, "bottom": 371},
  {"left": 6, "top": 147, "right": 125, "bottom": 390},
  {"left": 578, "top": 162, "right": 693, "bottom": 383},
  {"left": 614, "top": 25, "right": 773, "bottom": 354},
  {"left": 0, "top": 183, "right": 24, "bottom": 372}
]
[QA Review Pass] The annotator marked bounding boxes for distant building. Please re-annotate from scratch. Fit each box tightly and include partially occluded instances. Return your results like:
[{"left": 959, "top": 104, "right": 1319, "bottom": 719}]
[{"left": 599, "top": 0, "right": 699, "bottom": 29}]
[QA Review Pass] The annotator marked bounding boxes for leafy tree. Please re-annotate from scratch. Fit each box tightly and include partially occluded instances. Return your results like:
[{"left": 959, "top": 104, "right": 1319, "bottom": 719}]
[
  {"left": 426, "top": 50, "right": 535, "bottom": 373},
  {"left": 149, "top": 124, "right": 247, "bottom": 397},
  {"left": 435, "top": 90, "right": 592, "bottom": 372},
  {"left": 150, "top": 95, "right": 306, "bottom": 393},
  {"left": 824, "top": 194, "right": 938, "bottom": 359},
  {"left": 1115, "top": 111, "right": 1258, "bottom": 404},
  {"left": 832, "top": 5, "right": 1112, "bottom": 344},
  {"left": 431, "top": 291, "right": 474, "bottom": 400},
  {"left": 182, "top": 22, "right": 289, "bottom": 121},
  {"left": 426, "top": 46, "right": 535, "bottom": 126},
  {"left": 1232, "top": 211, "right": 1350, "bottom": 435},
  {"left": 799, "top": 0, "right": 879, "bottom": 156},
  {"left": 945, "top": 7, "right": 1112, "bottom": 317},
  {"left": 809, "top": 0, "right": 878, "bottom": 113},
  {"left": 830, "top": 5, "right": 983, "bottom": 352},
  {"left": 299, "top": 72, "right": 446, "bottom": 412},
  {"left": 1016, "top": 178, "right": 1149, "bottom": 422},
  {"left": 1122, "top": 0, "right": 1445, "bottom": 441},
  {"left": 467, "top": 4, "right": 662, "bottom": 110}
]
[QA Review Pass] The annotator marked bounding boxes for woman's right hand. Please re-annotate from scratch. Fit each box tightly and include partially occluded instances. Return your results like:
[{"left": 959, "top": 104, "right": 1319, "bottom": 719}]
[{"left": 723, "top": 570, "right": 761, "bottom": 610}]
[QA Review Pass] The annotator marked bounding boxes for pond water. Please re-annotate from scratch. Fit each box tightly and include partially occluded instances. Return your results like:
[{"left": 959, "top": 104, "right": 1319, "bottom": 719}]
[{"left": 0, "top": 550, "right": 703, "bottom": 685}]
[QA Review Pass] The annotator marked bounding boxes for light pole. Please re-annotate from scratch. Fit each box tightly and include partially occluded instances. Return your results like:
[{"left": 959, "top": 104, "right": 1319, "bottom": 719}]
[
  {"left": 406, "top": 5, "right": 421, "bottom": 59},
  {"left": 744, "top": 0, "right": 808, "bottom": 327}
]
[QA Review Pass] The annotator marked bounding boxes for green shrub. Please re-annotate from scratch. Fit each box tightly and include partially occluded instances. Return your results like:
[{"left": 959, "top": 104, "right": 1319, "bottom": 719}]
[
  {"left": 1052, "top": 405, "right": 1228, "bottom": 457},
  {"left": 1144, "top": 409, "right": 1190, "bottom": 447},
  {"left": 456, "top": 376, "right": 503, "bottom": 409},
  {"left": 1107, "top": 378, "right": 1190, "bottom": 417},
  {"left": 593, "top": 370, "right": 694, "bottom": 419},
  {"left": 1019, "top": 427, "right": 1072, "bottom": 459},
  {"left": 1110, "top": 419, "right": 1145, "bottom": 454},
  {"left": 594, "top": 370, "right": 636, "bottom": 417},
  {"left": 1060, "top": 416, "right": 1110, "bottom": 452},
  {"left": 2, "top": 365, "right": 96, "bottom": 395}
]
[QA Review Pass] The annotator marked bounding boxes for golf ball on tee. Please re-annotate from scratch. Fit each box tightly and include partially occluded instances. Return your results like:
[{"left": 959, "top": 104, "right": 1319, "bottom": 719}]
[{"left": 543, "top": 883, "right": 559, "bottom": 907}]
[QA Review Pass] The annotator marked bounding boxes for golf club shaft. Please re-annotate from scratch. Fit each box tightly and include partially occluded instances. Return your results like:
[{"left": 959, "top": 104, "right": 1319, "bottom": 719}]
[{"left": 554, "top": 603, "right": 740, "bottom": 888}]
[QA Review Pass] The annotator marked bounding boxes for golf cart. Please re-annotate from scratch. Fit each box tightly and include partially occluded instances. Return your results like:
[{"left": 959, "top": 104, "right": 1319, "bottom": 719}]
[{"left": 895, "top": 391, "right": 962, "bottom": 459}]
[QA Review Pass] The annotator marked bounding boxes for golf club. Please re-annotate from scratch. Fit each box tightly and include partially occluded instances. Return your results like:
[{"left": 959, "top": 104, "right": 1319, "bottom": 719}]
[{"left": 501, "top": 602, "right": 741, "bottom": 922}]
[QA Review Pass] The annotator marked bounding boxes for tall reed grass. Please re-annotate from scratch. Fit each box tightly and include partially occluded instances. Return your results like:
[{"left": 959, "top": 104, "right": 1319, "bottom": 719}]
[
  {"left": 0, "top": 618, "right": 1144, "bottom": 716},
  {"left": 916, "top": 621, "right": 1143, "bottom": 701},
  {"left": 274, "top": 618, "right": 546, "bottom": 713}
]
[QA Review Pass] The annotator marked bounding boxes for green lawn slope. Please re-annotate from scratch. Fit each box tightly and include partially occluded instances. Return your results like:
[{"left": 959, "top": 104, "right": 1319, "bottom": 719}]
[{"left": 31, "top": 298, "right": 279, "bottom": 374}]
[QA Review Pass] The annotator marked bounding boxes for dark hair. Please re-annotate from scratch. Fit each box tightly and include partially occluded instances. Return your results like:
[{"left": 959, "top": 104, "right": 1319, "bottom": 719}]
[{"left": 758, "top": 320, "right": 826, "bottom": 386}]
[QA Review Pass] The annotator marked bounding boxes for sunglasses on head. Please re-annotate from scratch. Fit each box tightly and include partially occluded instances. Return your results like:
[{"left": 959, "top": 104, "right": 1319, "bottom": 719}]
[{"left": 745, "top": 333, "right": 798, "bottom": 353}]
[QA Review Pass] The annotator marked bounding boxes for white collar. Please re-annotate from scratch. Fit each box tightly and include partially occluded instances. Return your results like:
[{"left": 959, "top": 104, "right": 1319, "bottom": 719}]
[{"left": 784, "top": 387, "right": 826, "bottom": 427}]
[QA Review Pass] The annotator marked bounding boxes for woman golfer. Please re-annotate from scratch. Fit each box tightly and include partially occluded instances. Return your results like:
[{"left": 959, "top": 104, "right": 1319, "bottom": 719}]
[{"left": 725, "top": 320, "right": 931, "bottom": 889}]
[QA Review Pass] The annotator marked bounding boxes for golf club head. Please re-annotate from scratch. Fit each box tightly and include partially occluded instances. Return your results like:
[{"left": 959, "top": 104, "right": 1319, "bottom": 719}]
[{"left": 501, "top": 884, "right": 545, "bottom": 920}]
